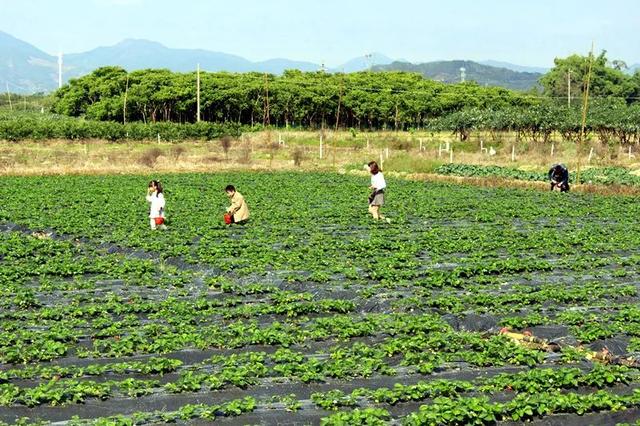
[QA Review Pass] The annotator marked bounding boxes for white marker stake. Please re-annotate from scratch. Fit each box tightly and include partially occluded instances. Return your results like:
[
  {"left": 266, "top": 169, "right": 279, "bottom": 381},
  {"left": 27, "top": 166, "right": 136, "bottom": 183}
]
[
  {"left": 449, "top": 148, "right": 453, "bottom": 163},
  {"left": 385, "top": 147, "right": 389, "bottom": 159},
  {"left": 551, "top": 143, "right": 555, "bottom": 157},
  {"left": 588, "top": 147, "right": 594, "bottom": 163},
  {"left": 511, "top": 145, "right": 515, "bottom": 162},
  {"left": 157, "top": 133, "right": 161, "bottom": 144},
  {"left": 629, "top": 146, "right": 633, "bottom": 160}
]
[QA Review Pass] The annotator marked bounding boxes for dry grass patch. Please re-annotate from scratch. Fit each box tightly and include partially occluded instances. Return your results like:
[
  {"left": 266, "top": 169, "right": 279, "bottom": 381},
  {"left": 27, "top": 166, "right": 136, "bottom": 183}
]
[
  {"left": 170, "top": 145, "right": 186, "bottom": 161},
  {"left": 292, "top": 146, "right": 305, "bottom": 166},
  {"left": 138, "top": 148, "right": 164, "bottom": 168}
]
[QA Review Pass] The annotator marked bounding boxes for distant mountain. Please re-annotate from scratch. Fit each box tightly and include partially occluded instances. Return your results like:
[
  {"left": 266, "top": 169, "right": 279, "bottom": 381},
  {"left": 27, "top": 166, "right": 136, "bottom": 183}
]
[
  {"left": 64, "top": 39, "right": 323, "bottom": 76},
  {"left": 253, "top": 58, "right": 319, "bottom": 74},
  {"left": 64, "top": 39, "right": 253, "bottom": 76},
  {"left": 373, "top": 60, "right": 543, "bottom": 91},
  {"left": 0, "top": 31, "right": 58, "bottom": 93},
  {"left": 334, "top": 53, "right": 394, "bottom": 73},
  {"left": 0, "top": 30, "right": 552, "bottom": 94},
  {"left": 0, "top": 33, "right": 325, "bottom": 93},
  {"left": 479, "top": 60, "right": 548, "bottom": 74}
]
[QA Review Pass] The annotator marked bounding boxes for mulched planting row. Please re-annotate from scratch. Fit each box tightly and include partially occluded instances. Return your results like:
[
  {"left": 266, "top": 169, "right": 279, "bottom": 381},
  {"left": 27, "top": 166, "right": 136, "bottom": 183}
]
[{"left": 2, "top": 172, "right": 640, "bottom": 425}]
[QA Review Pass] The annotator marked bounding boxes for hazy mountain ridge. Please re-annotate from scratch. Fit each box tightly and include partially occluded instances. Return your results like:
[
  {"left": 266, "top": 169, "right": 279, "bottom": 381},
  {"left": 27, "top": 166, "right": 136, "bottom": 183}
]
[
  {"left": 373, "top": 60, "right": 543, "bottom": 91},
  {"left": 0, "top": 31, "right": 59, "bottom": 92},
  {"left": 0, "top": 30, "right": 601, "bottom": 94},
  {"left": 479, "top": 60, "right": 549, "bottom": 74}
]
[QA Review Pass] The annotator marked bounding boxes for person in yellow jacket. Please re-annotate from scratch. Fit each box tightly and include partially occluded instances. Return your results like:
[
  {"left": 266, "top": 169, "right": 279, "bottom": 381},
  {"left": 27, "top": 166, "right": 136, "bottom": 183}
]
[{"left": 225, "top": 185, "right": 250, "bottom": 225}]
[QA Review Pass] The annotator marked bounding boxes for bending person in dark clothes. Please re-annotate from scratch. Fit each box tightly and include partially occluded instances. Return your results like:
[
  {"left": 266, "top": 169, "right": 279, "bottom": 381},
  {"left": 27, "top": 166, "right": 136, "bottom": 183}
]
[{"left": 548, "top": 164, "right": 570, "bottom": 192}]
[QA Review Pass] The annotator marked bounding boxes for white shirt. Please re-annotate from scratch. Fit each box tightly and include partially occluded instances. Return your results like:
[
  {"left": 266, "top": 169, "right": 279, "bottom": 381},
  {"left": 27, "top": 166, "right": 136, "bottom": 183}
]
[
  {"left": 146, "top": 191, "right": 165, "bottom": 218},
  {"left": 371, "top": 172, "right": 386, "bottom": 190}
]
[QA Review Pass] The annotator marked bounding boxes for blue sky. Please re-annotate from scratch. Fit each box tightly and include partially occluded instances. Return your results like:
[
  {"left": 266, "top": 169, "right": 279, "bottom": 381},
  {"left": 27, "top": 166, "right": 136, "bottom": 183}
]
[{"left": 0, "top": 0, "right": 638, "bottom": 67}]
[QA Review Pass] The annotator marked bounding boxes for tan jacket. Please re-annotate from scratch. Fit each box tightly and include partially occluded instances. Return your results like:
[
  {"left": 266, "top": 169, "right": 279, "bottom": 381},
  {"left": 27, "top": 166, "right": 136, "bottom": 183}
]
[{"left": 227, "top": 191, "right": 250, "bottom": 222}]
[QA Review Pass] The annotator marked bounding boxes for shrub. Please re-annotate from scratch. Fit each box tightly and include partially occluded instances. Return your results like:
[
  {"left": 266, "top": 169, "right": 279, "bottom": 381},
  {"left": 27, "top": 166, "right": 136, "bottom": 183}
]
[
  {"left": 292, "top": 147, "right": 305, "bottom": 166},
  {"left": 170, "top": 145, "right": 186, "bottom": 161},
  {"left": 220, "top": 136, "right": 233, "bottom": 160},
  {"left": 0, "top": 113, "right": 243, "bottom": 142},
  {"left": 138, "top": 148, "right": 163, "bottom": 168}
]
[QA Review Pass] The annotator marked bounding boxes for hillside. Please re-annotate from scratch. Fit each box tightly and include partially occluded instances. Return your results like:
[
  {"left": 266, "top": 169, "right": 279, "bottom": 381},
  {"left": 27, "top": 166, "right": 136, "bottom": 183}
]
[
  {"left": 373, "top": 60, "right": 543, "bottom": 91},
  {"left": 479, "top": 60, "right": 548, "bottom": 74},
  {"left": 0, "top": 31, "right": 58, "bottom": 93}
]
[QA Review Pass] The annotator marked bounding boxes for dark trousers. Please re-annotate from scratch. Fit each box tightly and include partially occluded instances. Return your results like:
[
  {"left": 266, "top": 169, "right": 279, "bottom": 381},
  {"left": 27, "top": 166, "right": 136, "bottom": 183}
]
[
  {"left": 231, "top": 217, "right": 249, "bottom": 225},
  {"left": 550, "top": 182, "right": 569, "bottom": 192}
]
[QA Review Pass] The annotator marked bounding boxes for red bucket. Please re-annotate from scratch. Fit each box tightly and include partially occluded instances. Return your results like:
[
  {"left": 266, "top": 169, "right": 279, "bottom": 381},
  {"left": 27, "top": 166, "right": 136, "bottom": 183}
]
[{"left": 223, "top": 213, "right": 232, "bottom": 225}]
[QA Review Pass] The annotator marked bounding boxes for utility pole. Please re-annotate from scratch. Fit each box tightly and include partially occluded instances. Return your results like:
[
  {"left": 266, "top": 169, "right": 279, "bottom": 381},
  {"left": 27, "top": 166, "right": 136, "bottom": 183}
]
[
  {"left": 394, "top": 102, "right": 399, "bottom": 131},
  {"left": 5, "top": 83, "right": 12, "bottom": 111},
  {"left": 57, "top": 52, "right": 63, "bottom": 89},
  {"left": 335, "top": 72, "right": 344, "bottom": 131},
  {"left": 263, "top": 73, "right": 270, "bottom": 127},
  {"left": 567, "top": 69, "right": 571, "bottom": 107},
  {"left": 264, "top": 73, "right": 272, "bottom": 166},
  {"left": 196, "top": 63, "right": 201, "bottom": 122},
  {"left": 123, "top": 74, "right": 129, "bottom": 125},
  {"left": 576, "top": 44, "right": 595, "bottom": 186}
]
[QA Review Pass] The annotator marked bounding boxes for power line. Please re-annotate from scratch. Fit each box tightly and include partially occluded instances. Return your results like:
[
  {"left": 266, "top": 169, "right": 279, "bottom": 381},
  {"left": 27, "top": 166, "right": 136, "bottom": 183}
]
[{"left": 3, "top": 80, "right": 42, "bottom": 92}]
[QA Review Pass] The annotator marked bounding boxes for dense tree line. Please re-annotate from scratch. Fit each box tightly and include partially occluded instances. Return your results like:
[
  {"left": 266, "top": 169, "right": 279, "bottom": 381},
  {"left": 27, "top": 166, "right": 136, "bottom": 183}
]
[
  {"left": 51, "top": 67, "right": 533, "bottom": 130},
  {"left": 47, "top": 51, "right": 640, "bottom": 143}
]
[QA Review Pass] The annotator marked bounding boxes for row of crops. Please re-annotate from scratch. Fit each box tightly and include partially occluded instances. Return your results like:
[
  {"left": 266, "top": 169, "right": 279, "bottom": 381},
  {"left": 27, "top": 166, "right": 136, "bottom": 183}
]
[
  {"left": 0, "top": 112, "right": 242, "bottom": 142},
  {"left": 435, "top": 164, "right": 640, "bottom": 187},
  {"left": 1, "top": 104, "right": 639, "bottom": 145},
  {"left": 2, "top": 172, "right": 640, "bottom": 424},
  {"left": 2, "top": 108, "right": 638, "bottom": 147}
]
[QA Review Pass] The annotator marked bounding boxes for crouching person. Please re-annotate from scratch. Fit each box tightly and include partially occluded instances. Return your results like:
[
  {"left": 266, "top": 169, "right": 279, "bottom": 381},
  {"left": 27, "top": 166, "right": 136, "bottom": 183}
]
[
  {"left": 548, "top": 164, "right": 570, "bottom": 192},
  {"left": 225, "top": 185, "right": 250, "bottom": 225}
]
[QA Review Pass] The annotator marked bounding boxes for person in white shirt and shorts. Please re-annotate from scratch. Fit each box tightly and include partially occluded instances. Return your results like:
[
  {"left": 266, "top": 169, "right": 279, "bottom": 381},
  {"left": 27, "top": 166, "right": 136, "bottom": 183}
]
[{"left": 367, "top": 161, "right": 390, "bottom": 222}]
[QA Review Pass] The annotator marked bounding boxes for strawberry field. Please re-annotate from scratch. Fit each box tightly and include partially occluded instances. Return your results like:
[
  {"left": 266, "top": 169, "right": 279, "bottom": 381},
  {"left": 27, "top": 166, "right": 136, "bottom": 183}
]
[
  {"left": 435, "top": 164, "right": 640, "bottom": 187},
  {"left": 2, "top": 172, "right": 640, "bottom": 425}
]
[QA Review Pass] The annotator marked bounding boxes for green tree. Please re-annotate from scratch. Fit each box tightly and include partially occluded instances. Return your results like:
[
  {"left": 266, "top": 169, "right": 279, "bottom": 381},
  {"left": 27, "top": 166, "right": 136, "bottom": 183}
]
[{"left": 540, "top": 51, "right": 633, "bottom": 101}]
